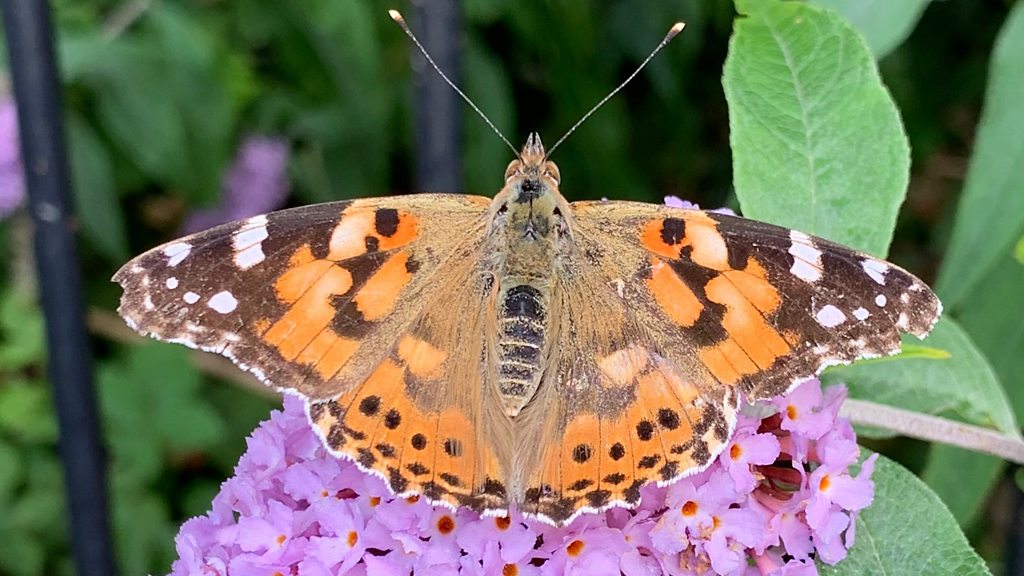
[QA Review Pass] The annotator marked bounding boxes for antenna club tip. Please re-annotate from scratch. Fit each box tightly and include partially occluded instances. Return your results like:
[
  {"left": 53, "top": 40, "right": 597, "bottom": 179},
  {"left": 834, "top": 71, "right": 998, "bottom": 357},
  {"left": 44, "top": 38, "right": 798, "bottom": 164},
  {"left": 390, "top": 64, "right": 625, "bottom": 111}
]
[
  {"left": 668, "top": 22, "right": 686, "bottom": 37},
  {"left": 388, "top": 9, "right": 405, "bottom": 24}
]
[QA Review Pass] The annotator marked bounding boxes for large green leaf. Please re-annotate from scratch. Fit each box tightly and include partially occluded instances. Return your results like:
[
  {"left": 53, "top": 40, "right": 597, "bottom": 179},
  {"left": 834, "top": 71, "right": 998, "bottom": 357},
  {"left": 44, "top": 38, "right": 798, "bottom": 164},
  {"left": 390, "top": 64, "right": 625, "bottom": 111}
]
[
  {"left": 67, "top": 115, "right": 128, "bottom": 260},
  {"left": 811, "top": 0, "right": 932, "bottom": 59},
  {"left": 823, "top": 318, "right": 1018, "bottom": 437},
  {"left": 821, "top": 454, "right": 990, "bottom": 575},
  {"left": 922, "top": 445, "right": 1002, "bottom": 527},
  {"left": 957, "top": 255, "right": 1024, "bottom": 417},
  {"left": 724, "top": 0, "right": 909, "bottom": 256},
  {"left": 936, "top": 3, "right": 1024, "bottom": 309}
]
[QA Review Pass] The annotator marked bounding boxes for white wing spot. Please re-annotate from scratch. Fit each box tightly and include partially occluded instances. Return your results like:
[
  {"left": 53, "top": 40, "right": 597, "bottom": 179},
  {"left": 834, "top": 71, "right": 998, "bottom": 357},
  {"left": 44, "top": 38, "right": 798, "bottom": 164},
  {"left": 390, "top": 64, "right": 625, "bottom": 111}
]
[
  {"left": 163, "top": 242, "right": 191, "bottom": 267},
  {"left": 862, "top": 259, "right": 888, "bottom": 285},
  {"left": 183, "top": 291, "right": 200, "bottom": 304},
  {"left": 900, "top": 292, "right": 910, "bottom": 303},
  {"left": 852, "top": 307, "right": 870, "bottom": 321},
  {"left": 788, "top": 230, "right": 822, "bottom": 283},
  {"left": 897, "top": 313, "right": 910, "bottom": 329},
  {"left": 208, "top": 290, "right": 239, "bottom": 314},
  {"left": 143, "top": 294, "right": 155, "bottom": 310},
  {"left": 815, "top": 305, "right": 847, "bottom": 328},
  {"left": 233, "top": 216, "right": 269, "bottom": 270},
  {"left": 165, "top": 277, "right": 179, "bottom": 289},
  {"left": 875, "top": 294, "right": 887, "bottom": 307}
]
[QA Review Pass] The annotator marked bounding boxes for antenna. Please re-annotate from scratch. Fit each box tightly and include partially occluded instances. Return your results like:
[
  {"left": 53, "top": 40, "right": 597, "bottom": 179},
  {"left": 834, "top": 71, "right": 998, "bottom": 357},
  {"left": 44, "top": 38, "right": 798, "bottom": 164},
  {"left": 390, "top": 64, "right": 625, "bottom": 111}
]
[
  {"left": 389, "top": 10, "right": 519, "bottom": 157},
  {"left": 545, "top": 22, "right": 686, "bottom": 158}
]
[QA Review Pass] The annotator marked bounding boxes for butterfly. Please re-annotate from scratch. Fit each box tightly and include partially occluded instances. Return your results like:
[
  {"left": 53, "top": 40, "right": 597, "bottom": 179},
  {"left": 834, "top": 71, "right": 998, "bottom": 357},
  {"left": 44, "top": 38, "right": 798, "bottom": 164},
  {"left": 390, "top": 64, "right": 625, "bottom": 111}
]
[{"left": 114, "top": 133, "right": 941, "bottom": 525}]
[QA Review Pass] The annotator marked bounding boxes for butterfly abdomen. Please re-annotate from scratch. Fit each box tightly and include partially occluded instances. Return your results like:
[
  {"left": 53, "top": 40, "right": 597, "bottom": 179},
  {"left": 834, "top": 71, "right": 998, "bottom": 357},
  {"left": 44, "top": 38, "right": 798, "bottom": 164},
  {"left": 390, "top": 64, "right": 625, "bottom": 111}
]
[{"left": 497, "top": 284, "right": 547, "bottom": 416}]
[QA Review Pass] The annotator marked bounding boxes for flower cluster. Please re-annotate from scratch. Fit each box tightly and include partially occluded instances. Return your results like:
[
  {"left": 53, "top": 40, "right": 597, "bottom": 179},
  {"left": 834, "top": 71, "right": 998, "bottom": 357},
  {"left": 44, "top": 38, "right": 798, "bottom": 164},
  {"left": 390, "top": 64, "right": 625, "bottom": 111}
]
[
  {"left": 0, "top": 95, "right": 24, "bottom": 221},
  {"left": 182, "top": 135, "right": 290, "bottom": 233},
  {"left": 169, "top": 379, "right": 875, "bottom": 576}
]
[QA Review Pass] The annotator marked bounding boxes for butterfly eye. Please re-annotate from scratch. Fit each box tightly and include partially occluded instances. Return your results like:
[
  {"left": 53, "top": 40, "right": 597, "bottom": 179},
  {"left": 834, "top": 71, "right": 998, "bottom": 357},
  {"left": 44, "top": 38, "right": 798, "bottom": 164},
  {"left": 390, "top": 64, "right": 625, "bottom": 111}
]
[
  {"left": 544, "top": 161, "right": 561, "bottom": 184},
  {"left": 504, "top": 160, "right": 522, "bottom": 181},
  {"left": 498, "top": 203, "right": 509, "bottom": 214},
  {"left": 552, "top": 207, "right": 562, "bottom": 218}
]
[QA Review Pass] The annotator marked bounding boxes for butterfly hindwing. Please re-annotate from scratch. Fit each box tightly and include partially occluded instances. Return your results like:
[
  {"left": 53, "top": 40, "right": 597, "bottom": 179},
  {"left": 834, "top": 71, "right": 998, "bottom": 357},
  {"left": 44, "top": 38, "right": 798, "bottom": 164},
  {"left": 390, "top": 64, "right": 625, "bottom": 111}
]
[{"left": 305, "top": 248, "right": 513, "bottom": 514}]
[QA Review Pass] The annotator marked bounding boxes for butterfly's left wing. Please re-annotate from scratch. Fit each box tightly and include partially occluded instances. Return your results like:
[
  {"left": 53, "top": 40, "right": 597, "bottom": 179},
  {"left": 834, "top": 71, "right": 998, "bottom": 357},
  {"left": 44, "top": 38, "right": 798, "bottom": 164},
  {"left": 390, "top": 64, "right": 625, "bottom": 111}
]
[
  {"left": 569, "top": 200, "right": 941, "bottom": 399},
  {"left": 516, "top": 200, "right": 940, "bottom": 524}
]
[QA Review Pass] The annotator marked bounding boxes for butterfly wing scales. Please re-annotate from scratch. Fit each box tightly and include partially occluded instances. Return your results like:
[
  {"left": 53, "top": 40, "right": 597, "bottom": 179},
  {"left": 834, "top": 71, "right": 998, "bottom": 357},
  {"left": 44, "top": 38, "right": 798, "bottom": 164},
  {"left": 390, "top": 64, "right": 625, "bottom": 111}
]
[
  {"left": 516, "top": 245, "right": 738, "bottom": 524},
  {"left": 306, "top": 251, "right": 513, "bottom": 513},
  {"left": 114, "top": 194, "right": 490, "bottom": 398},
  {"left": 570, "top": 201, "right": 941, "bottom": 399},
  {"left": 515, "top": 200, "right": 941, "bottom": 524},
  {"left": 115, "top": 194, "right": 516, "bottom": 512}
]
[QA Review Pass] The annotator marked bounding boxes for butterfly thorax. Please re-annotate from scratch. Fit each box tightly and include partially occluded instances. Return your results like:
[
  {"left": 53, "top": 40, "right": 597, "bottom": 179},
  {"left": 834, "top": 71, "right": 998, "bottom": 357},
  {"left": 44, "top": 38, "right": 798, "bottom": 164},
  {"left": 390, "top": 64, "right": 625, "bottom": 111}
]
[{"left": 490, "top": 134, "right": 571, "bottom": 417}]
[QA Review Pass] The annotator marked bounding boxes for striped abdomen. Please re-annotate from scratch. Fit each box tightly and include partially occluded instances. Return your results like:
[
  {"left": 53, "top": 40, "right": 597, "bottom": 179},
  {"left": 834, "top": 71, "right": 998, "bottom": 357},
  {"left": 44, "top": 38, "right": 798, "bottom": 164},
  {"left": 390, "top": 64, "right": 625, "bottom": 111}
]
[{"left": 497, "top": 284, "right": 547, "bottom": 416}]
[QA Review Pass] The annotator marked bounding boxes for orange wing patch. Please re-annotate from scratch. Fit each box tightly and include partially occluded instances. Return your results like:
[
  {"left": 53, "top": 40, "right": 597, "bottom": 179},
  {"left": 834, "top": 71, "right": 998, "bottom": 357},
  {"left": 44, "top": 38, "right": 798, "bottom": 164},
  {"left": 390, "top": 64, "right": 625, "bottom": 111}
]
[
  {"left": 639, "top": 214, "right": 791, "bottom": 384},
  {"left": 259, "top": 205, "right": 425, "bottom": 380},
  {"left": 328, "top": 204, "right": 419, "bottom": 261},
  {"left": 352, "top": 251, "right": 414, "bottom": 321},
  {"left": 307, "top": 333, "right": 505, "bottom": 514},
  {"left": 523, "top": 348, "right": 734, "bottom": 524},
  {"left": 645, "top": 256, "right": 703, "bottom": 328}
]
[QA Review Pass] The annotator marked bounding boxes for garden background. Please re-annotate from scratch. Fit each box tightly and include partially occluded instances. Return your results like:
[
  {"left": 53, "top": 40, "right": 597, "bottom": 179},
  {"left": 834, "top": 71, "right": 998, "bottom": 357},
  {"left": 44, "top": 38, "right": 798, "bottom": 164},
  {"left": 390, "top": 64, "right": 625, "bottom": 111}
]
[{"left": 0, "top": 0, "right": 1023, "bottom": 574}]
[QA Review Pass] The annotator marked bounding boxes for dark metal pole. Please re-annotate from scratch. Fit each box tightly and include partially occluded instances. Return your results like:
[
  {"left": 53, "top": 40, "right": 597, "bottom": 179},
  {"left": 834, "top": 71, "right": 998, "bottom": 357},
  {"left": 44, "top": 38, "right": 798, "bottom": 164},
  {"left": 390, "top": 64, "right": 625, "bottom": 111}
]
[
  {"left": 412, "top": 0, "right": 462, "bottom": 192},
  {"left": 1, "top": 2, "right": 116, "bottom": 576}
]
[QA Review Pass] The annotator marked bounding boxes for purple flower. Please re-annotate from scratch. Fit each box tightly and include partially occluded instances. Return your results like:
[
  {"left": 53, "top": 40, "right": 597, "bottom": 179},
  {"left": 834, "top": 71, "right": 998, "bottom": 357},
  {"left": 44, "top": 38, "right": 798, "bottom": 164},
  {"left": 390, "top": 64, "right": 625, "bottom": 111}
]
[
  {"left": 183, "top": 135, "right": 290, "bottom": 233},
  {"left": 0, "top": 95, "right": 24, "bottom": 220},
  {"left": 664, "top": 195, "right": 736, "bottom": 216},
  {"left": 168, "top": 378, "right": 874, "bottom": 576}
]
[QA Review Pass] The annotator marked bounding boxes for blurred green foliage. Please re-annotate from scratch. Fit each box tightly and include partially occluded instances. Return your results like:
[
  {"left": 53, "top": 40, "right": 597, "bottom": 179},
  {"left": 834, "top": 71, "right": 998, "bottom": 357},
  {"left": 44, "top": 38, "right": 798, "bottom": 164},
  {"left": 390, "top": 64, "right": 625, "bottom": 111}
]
[{"left": 0, "top": 0, "right": 1022, "bottom": 574}]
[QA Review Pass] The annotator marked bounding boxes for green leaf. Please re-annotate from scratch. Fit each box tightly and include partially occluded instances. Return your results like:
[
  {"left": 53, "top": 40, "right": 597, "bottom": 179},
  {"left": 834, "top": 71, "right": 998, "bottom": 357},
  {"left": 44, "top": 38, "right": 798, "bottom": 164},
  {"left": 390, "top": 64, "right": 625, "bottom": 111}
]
[
  {"left": 110, "top": 476, "right": 175, "bottom": 575},
  {"left": 0, "top": 289, "right": 45, "bottom": 369},
  {"left": 922, "top": 445, "right": 1002, "bottom": 527},
  {"left": 811, "top": 0, "right": 932, "bottom": 59},
  {"left": 724, "top": 0, "right": 909, "bottom": 256},
  {"left": 0, "top": 382, "right": 58, "bottom": 444},
  {"left": 823, "top": 318, "right": 1018, "bottom": 437},
  {"left": 99, "top": 343, "right": 225, "bottom": 483},
  {"left": 821, "top": 454, "right": 990, "bottom": 575},
  {"left": 936, "top": 3, "right": 1024, "bottom": 308},
  {"left": 67, "top": 115, "right": 128, "bottom": 260},
  {"left": 146, "top": 3, "right": 240, "bottom": 203},
  {"left": 0, "top": 439, "right": 21, "bottom": 504},
  {"left": 956, "top": 255, "right": 1024, "bottom": 416}
]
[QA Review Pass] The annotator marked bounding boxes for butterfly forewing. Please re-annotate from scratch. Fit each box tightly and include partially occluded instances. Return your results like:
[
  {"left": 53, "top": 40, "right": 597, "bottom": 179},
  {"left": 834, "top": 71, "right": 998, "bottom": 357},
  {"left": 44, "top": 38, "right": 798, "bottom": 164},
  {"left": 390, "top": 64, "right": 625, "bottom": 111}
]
[
  {"left": 114, "top": 194, "right": 492, "bottom": 399},
  {"left": 569, "top": 201, "right": 941, "bottom": 400}
]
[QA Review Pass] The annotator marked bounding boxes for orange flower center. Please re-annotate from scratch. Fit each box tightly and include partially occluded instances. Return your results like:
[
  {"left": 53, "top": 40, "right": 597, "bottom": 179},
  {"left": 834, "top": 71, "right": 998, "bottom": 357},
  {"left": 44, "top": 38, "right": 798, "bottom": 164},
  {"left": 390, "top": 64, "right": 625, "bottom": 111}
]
[
  {"left": 406, "top": 495, "right": 420, "bottom": 504},
  {"left": 437, "top": 515, "right": 456, "bottom": 535},
  {"left": 494, "top": 515, "right": 512, "bottom": 530},
  {"left": 275, "top": 534, "right": 286, "bottom": 546},
  {"left": 502, "top": 563, "right": 519, "bottom": 576},
  {"left": 347, "top": 530, "right": 359, "bottom": 547},
  {"left": 567, "top": 539, "right": 585, "bottom": 557},
  {"left": 369, "top": 496, "right": 381, "bottom": 507},
  {"left": 786, "top": 405, "right": 798, "bottom": 420},
  {"left": 681, "top": 500, "right": 699, "bottom": 516},
  {"left": 819, "top": 474, "right": 831, "bottom": 492},
  {"left": 730, "top": 443, "right": 743, "bottom": 460}
]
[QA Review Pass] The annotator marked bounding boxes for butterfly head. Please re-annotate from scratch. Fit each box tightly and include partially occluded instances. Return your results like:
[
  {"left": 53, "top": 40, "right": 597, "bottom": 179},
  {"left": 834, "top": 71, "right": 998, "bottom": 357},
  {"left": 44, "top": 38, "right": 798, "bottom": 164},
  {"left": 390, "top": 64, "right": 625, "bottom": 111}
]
[{"left": 493, "top": 133, "right": 570, "bottom": 242}]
